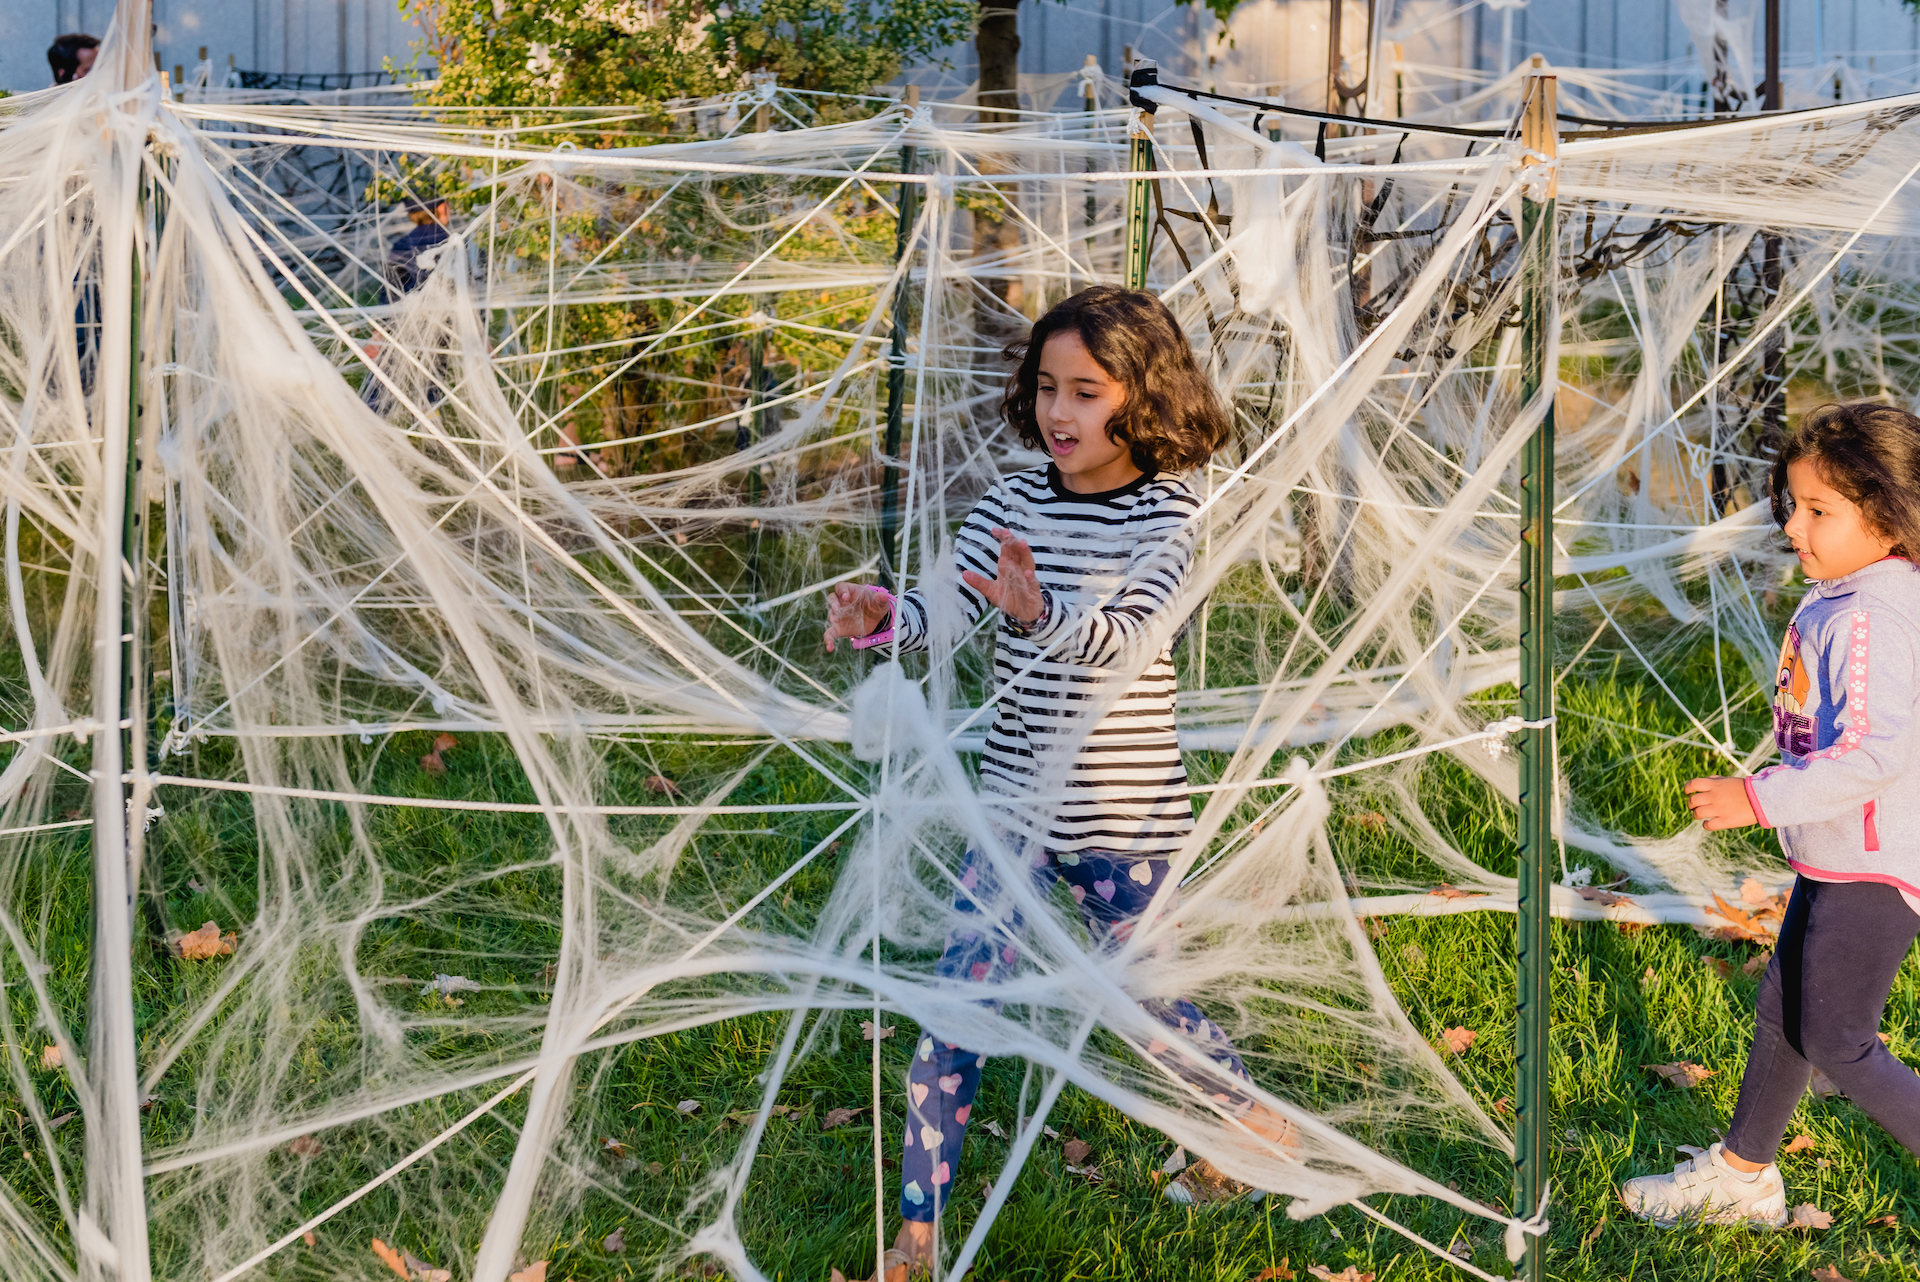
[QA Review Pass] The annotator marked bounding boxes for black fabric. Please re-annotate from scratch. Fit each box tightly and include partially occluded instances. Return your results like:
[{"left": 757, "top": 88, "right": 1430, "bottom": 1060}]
[{"left": 1725, "top": 876, "right": 1920, "bottom": 1161}]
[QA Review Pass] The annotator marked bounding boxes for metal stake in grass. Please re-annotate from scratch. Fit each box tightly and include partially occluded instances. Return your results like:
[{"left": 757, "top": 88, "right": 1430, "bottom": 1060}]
[{"left": 1514, "top": 61, "right": 1559, "bottom": 1282}]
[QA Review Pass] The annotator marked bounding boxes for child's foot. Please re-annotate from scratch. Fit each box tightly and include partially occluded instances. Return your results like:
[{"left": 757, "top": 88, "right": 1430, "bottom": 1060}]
[
  {"left": 1164, "top": 1156, "right": 1264, "bottom": 1205},
  {"left": 831, "top": 1222, "right": 933, "bottom": 1282},
  {"left": 1619, "top": 1143, "right": 1788, "bottom": 1229}
]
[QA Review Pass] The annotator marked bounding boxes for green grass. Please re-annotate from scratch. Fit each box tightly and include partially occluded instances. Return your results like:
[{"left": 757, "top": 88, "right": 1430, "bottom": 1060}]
[{"left": 7, "top": 576, "right": 1920, "bottom": 1282}]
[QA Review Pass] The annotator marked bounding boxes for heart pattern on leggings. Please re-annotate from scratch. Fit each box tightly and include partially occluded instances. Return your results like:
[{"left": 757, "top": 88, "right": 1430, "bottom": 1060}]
[
  {"left": 938, "top": 1073, "right": 963, "bottom": 1094},
  {"left": 1094, "top": 879, "right": 1116, "bottom": 902},
  {"left": 911, "top": 1082, "right": 929, "bottom": 1107}
]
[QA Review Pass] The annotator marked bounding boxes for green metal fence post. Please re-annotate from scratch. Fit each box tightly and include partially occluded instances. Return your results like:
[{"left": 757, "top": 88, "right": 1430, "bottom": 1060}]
[
  {"left": 1124, "top": 61, "right": 1156, "bottom": 291},
  {"left": 878, "top": 85, "right": 920, "bottom": 591},
  {"left": 1515, "top": 66, "right": 1559, "bottom": 1282}
]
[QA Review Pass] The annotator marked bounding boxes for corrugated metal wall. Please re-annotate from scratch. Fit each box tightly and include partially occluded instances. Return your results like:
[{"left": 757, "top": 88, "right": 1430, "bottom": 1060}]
[{"left": 5, "top": 0, "right": 1919, "bottom": 109}]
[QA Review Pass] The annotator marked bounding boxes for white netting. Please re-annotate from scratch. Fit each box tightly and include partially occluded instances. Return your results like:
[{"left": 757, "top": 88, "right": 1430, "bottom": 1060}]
[{"left": 6, "top": 6, "right": 1920, "bottom": 1281}]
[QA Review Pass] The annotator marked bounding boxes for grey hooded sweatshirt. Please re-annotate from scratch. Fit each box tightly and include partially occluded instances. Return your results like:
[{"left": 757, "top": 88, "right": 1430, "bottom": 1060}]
[{"left": 1746, "top": 557, "right": 1920, "bottom": 894}]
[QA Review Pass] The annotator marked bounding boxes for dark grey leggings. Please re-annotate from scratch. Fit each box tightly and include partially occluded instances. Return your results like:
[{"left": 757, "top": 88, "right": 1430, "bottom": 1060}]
[{"left": 1725, "top": 875, "right": 1920, "bottom": 1163}]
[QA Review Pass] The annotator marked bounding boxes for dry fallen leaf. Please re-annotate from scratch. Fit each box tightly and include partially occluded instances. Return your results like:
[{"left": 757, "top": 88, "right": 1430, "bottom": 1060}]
[
  {"left": 601, "top": 1137, "right": 631, "bottom": 1160},
  {"left": 1783, "top": 1134, "right": 1817, "bottom": 1154},
  {"left": 1346, "top": 812, "right": 1388, "bottom": 833},
  {"left": 419, "top": 752, "right": 447, "bottom": 777},
  {"left": 1701, "top": 956, "right": 1734, "bottom": 981},
  {"left": 1252, "top": 1263, "right": 1295, "bottom": 1281},
  {"left": 1790, "top": 1203, "right": 1834, "bottom": 1230},
  {"left": 302, "top": 1230, "right": 317, "bottom": 1248},
  {"left": 1043, "top": 1125, "right": 1060, "bottom": 1139},
  {"left": 1740, "top": 877, "right": 1772, "bottom": 905},
  {"left": 1574, "top": 886, "right": 1633, "bottom": 907},
  {"left": 1062, "top": 1139, "right": 1092, "bottom": 1164},
  {"left": 186, "top": 877, "right": 207, "bottom": 894},
  {"left": 1429, "top": 884, "right": 1484, "bottom": 900},
  {"left": 1306, "top": 1267, "right": 1374, "bottom": 1282},
  {"left": 371, "top": 1240, "right": 410, "bottom": 1280},
  {"left": 1871, "top": 1213, "right": 1900, "bottom": 1227},
  {"left": 983, "top": 1119, "right": 1006, "bottom": 1139},
  {"left": 1646, "top": 1061, "right": 1716, "bottom": 1090},
  {"left": 1580, "top": 1215, "right": 1605, "bottom": 1248},
  {"left": 431, "top": 733, "right": 458, "bottom": 755},
  {"left": 821, "top": 1106, "right": 865, "bottom": 1130},
  {"left": 1744, "top": 951, "right": 1772, "bottom": 977},
  {"left": 287, "top": 1135, "right": 321, "bottom": 1158},
  {"left": 1161, "top": 1145, "right": 1189, "bottom": 1176},
  {"left": 507, "top": 1264, "right": 548, "bottom": 1282},
  {"left": 603, "top": 1228, "right": 626, "bottom": 1254},
  {"left": 1704, "top": 891, "right": 1783, "bottom": 945},
  {"left": 1441, "top": 1027, "right": 1477, "bottom": 1056},
  {"left": 1810, "top": 1267, "right": 1852, "bottom": 1282},
  {"left": 861, "top": 1020, "right": 895, "bottom": 1041},
  {"left": 644, "top": 775, "right": 684, "bottom": 797},
  {"left": 176, "top": 922, "right": 236, "bottom": 961},
  {"left": 1493, "top": 1096, "right": 1513, "bottom": 1116},
  {"left": 675, "top": 1099, "right": 701, "bottom": 1115},
  {"left": 48, "top": 1112, "right": 74, "bottom": 1130},
  {"left": 38, "top": 1045, "right": 61, "bottom": 1070}
]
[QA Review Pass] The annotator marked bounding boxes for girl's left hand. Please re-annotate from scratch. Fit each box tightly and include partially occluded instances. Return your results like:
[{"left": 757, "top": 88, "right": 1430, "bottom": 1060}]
[
  {"left": 1685, "top": 776, "right": 1759, "bottom": 830},
  {"left": 961, "top": 527, "right": 1045, "bottom": 625}
]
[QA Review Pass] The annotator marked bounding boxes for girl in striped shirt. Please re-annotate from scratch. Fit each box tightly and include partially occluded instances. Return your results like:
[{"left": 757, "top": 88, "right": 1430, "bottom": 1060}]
[{"left": 825, "top": 287, "right": 1283, "bottom": 1279}]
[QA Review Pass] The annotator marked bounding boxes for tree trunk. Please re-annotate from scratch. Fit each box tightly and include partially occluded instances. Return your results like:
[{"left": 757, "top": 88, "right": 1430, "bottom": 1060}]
[{"left": 974, "top": 0, "right": 1025, "bottom": 317}]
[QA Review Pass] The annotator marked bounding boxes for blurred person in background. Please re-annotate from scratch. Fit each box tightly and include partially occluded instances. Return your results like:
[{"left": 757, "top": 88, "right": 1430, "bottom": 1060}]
[{"left": 48, "top": 33, "right": 100, "bottom": 85}]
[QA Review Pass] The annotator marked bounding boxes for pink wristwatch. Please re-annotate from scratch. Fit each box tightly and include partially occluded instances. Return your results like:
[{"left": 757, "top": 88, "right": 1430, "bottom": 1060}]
[{"left": 848, "top": 588, "right": 897, "bottom": 649}]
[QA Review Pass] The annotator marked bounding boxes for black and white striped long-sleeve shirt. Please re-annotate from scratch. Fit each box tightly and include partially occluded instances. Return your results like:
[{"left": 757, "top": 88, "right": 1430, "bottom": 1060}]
[{"left": 891, "top": 464, "right": 1198, "bottom": 856}]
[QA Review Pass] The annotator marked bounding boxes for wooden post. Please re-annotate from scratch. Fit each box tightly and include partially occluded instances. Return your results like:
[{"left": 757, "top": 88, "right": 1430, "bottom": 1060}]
[
  {"left": 1515, "top": 66, "right": 1558, "bottom": 1282},
  {"left": 1084, "top": 55, "right": 1099, "bottom": 272},
  {"left": 1124, "top": 62, "right": 1157, "bottom": 291},
  {"left": 878, "top": 86, "right": 920, "bottom": 591}
]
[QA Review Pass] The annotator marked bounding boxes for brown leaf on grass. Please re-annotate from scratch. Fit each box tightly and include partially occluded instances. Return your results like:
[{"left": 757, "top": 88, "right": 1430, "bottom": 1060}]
[
  {"left": 419, "top": 752, "right": 447, "bottom": 777},
  {"left": 1346, "top": 812, "right": 1388, "bottom": 833},
  {"left": 38, "top": 1045, "right": 61, "bottom": 1070},
  {"left": 400, "top": 1250, "right": 451, "bottom": 1282},
  {"left": 371, "top": 1240, "right": 410, "bottom": 1280},
  {"left": 603, "top": 1228, "right": 626, "bottom": 1253},
  {"left": 644, "top": 775, "right": 684, "bottom": 797},
  {"left": 48, "top": 1112, "right": 74, "bottom": 1129},
  {"left": 1790, "top": 1203, "right": 1834, "bottom": 1230},
  {"left": 983, "top": 1119, "right": 1007, "bottom": 1139},
  {"left": 176, "top": 922, "right": 236, "bottom": 960},
  {"left": 601, "top": 1137, "right": 631, "bottom": 1159},
  {"left": 1740, "top": 877, "right": 1770, "bottom": 905},
  {"left": 1871, "top": 1213, "right": 1900, "bottom": 1227},
  {"left": 1493, "top": 1097, "right": 1512, "bottom": 1116},
  {"left": 1811, "top": 1267, "right": 1853, "bottom": 1282},
  {"left": 1307, "top": 1268, "right": 1374, "bottom": 1282},
  {"left": 302, "top": 1231, "right": 317, "bottom": 1247},
  {"left": 431, "top": 733, "right": 458, "bottom": 756},
  {"left": 1580, "top": 1215, "right": 1605, "bottom": 1248},
  {"left": 1441, "top": 1027, "right": 1477, "bottom": 1056},
  {"left": 1062, "top": 1139, "right": 1092, "bottom": 1164},
  {"left": 1574, "top": 886, "right": 1633, "bottom": 907},
  {"left": 675, "top": 1099, "right": 701, "bottom": 1115},
  {"left": 287, "top": 1135, "right": 321, "bottom": 1158},
  {"left": 1702, "top": 956, "right": 1734, "bottom": 981},
  {"left": 507, "top": 1264, "right": 548, "bottom": 1282},
  {"left": 822, "top": 1106, "right": 866, "bottom": 1130},
  {"left": 186, "top": 877, "right": 207, "bottom": 894},
  {"left": 1704, "top": 892, "right": 1783, "bottom": 945},
  {"left": 1252, "top": 1263, "right": 1295, "bottom": 1281},
  {"left": 1744, "top": 951, "right": 1773, "bottom": 977},
  {"left": 1429, "top": 884, "right": 1484, "bottom": 900},
  {"left": 1646, "top": 1062, "right": 1716, "bottom": 1089},
  {"left": 861, "top": 1020, "right": 895, "bottom": 1041},
  {"left": 644, "top": 1161, "right": 664, "bottom": 1176},
  {"left": 1783, "top": 1134, "right": 1818, "bottom": 1154}
]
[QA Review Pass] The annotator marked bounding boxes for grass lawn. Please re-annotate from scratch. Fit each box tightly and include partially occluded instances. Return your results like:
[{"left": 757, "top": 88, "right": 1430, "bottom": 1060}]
[{"left": 5, "top": 580, "right": 1917, "bottom": 1282}]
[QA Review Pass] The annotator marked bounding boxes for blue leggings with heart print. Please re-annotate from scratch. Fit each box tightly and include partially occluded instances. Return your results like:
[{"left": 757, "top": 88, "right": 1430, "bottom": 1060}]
[{"left": 898, "top": 845, "right": 1252, "bottom": 1222}]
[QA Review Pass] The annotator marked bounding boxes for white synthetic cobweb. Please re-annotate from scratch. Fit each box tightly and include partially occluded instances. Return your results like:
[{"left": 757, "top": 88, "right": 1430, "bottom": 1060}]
[{"left": 5, "top": 6, "right": 1920, "bottom": 1281}]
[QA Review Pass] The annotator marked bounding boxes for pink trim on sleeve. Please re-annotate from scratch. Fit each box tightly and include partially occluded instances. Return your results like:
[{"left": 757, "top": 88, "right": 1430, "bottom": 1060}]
[
  {"left": 1818, "top": 610, "right": 1874, "bottom": 761},
  {"left": 1742, "top": 776, "right": 1772, "bottom": 829}
]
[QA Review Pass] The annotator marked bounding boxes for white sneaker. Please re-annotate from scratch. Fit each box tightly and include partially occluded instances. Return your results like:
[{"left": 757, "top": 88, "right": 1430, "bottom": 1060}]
[{"left": 1619, "top": 1143, "right": 1788, "bottom": 1229}]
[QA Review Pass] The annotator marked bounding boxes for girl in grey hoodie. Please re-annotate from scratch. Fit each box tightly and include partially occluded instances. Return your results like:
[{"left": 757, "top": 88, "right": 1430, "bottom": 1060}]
[{"left": 1624, "top": 401, "right": 1920, "bottom": 1228}]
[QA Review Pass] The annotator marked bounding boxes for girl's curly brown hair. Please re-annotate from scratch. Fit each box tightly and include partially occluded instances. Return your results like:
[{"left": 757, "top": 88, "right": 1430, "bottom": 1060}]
[
  {"left": 1001, "top": 286, "right": 1231, "bottom": 474},
  {"left": 1771, "top": 401, "right": 1920, "bottom": 558}
]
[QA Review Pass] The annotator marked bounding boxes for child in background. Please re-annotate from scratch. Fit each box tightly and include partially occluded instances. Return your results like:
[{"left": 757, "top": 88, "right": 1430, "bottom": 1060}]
[
  {"left": 1622, "top": 402, "right": 1920, "bottom": 1227},
  {"left": 825, "top": 287, "right": 1287, "bottom": 1279}
]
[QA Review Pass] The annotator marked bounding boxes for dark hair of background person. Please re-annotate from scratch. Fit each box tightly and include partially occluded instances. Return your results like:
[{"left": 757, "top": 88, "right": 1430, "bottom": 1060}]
[
  {"left": 48, "top": 33, "right": 100, "bottom": 84},
  {"left": 1771, "top": 401, "right": 1920, "bottom": 559},
  {"left": 1001, "top": 286, "right": 1232, "bottom": 475}
]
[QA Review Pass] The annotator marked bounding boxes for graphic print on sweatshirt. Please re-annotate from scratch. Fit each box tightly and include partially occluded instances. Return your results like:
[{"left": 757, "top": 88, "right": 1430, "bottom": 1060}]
[{"left": 1773, "top": 621, "right": 1815, "bottom": 757}]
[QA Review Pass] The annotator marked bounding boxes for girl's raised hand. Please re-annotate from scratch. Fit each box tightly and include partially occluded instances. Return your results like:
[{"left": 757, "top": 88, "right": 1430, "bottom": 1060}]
[
  {"left": 823, "top": 582, "right": 892, "bottom": 652},
  {"left": 961, "top": 527, "right": 1044, "bottom": 625},
  {"left": 1685, "top": 776, "right": 1759, "bottom": 830}
]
